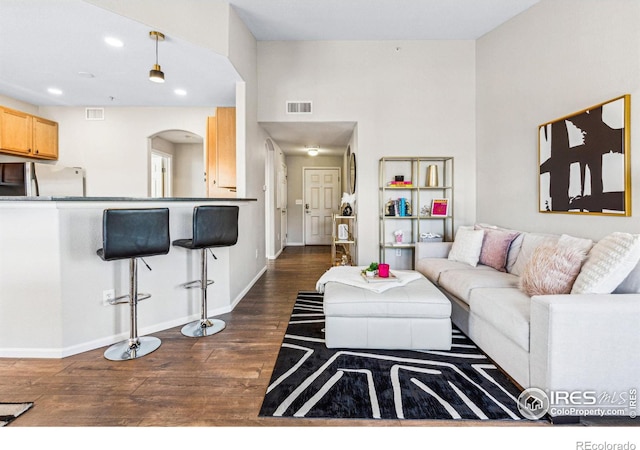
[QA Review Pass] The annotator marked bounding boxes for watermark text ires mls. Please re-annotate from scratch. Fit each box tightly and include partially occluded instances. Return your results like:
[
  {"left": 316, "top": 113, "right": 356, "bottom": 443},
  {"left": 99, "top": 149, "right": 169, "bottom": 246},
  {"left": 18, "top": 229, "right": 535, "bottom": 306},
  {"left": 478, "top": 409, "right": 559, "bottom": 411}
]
[{"left": 517, "top": 387, "right": 637, "bottom": 420}]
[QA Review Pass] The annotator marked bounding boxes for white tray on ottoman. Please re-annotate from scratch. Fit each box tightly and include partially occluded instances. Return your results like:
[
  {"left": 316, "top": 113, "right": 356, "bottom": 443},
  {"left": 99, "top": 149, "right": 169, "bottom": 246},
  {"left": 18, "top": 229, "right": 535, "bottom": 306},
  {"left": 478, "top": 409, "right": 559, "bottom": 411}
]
[{"left": 318, "top": 267, "right": 452, "bottom": 350}]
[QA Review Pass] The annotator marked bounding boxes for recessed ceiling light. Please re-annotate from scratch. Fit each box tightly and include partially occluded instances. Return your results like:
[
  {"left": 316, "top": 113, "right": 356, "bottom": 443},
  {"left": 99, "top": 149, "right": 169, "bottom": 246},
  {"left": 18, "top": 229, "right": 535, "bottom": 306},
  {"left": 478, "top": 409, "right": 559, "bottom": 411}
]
[
  {"left": 47, "top": 87, "right": 63, "bottom": 95},
  {"left": 77, "top": 71, "right": 95, "bottom": 78},
  {"left": 174, "top": 89, "right": 187, "bottom": 96},
  {"left": 104, "top": 36, "right": 123, "bottom": 48}
]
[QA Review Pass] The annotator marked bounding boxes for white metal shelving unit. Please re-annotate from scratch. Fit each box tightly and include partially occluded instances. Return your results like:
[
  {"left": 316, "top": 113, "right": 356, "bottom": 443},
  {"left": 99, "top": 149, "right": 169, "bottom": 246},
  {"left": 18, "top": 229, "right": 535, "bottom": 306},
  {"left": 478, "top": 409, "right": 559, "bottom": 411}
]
[{"left": 379, "top": 156, "right": 454, "bottom": 269}]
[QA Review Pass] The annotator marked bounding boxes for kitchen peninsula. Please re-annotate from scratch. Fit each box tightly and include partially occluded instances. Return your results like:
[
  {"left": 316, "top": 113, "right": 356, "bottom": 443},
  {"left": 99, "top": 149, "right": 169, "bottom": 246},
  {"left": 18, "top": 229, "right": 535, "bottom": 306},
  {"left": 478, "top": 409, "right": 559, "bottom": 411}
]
[{"left": 0, "top": 196, "right": 257, "bottom": 358}]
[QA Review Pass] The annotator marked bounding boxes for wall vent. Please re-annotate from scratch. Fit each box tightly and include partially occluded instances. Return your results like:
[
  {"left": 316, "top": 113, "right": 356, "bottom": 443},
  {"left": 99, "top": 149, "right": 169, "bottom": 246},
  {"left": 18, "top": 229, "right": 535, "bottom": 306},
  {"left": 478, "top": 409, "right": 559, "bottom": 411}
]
[
  {"left": 286, "top": 101, "right": 312, "bottom": 114},
  {"left": 85, "top": 107, "right": 104, "bottom": 120}
]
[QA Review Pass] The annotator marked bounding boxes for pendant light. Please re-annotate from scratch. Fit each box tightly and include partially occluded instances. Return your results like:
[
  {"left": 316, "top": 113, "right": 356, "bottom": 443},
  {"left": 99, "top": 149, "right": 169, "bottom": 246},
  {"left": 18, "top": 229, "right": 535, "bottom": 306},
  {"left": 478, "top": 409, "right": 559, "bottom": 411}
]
[{"left": 149, "top": 31, "right": 165, "bottom": 83}]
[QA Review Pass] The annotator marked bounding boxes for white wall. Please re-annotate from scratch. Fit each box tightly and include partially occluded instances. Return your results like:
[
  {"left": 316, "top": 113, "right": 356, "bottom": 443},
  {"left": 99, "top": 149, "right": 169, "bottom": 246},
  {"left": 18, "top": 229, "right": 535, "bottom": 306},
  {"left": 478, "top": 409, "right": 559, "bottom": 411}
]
[
  {"left": 226, "top": 6, "right": 267, "bottom": 296},
  {"left": 258, "top": 40, "right": 476, "bottom": 264},
  {"left": 174, "top": 142, "right": 205, "bottom": 197},
  {"left": 38, "top": 106, "right": 213, "bottom": 197},
  {"left": 476, "top": 0, "right": 640, "bottom": 239}
]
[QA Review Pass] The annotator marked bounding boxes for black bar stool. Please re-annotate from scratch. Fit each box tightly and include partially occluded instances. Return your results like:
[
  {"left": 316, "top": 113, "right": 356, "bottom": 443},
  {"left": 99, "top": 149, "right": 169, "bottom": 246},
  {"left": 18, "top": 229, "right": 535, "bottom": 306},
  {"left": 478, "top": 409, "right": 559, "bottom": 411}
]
[
  {"left": 173, "top": 205, "right": 239, "bottom": 337},
  {"left": 97, "top": 208, "right": 170, "bottom": 361}
]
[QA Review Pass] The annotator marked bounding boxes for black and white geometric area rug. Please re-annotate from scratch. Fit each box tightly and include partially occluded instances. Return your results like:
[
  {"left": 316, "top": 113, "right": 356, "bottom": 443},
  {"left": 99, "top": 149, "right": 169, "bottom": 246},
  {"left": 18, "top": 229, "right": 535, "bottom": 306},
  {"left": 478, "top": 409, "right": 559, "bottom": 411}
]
[
  {"left": 0, "top": 402, "right": 33, "bottom": 426},
  {"left": 259, "top": 291, "right": 528, "bottom": 421}
]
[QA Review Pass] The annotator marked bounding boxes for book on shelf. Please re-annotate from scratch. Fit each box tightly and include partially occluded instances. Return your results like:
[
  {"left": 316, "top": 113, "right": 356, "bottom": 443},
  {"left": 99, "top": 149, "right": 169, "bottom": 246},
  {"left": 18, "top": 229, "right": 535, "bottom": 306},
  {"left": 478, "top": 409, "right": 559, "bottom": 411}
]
[
  {"left": 385, "top": 197, "right": 411, "bottom": 217},
  {"left": 387, "top": 180, "right": 414, "bottom": 187}
]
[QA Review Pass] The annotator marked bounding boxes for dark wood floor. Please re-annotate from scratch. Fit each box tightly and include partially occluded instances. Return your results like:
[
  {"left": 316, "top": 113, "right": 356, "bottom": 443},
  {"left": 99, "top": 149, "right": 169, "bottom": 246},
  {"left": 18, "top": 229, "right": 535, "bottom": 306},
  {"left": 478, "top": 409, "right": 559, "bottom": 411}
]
[{"left": 0, "top": 246, "right": 541, "bottom": 428}]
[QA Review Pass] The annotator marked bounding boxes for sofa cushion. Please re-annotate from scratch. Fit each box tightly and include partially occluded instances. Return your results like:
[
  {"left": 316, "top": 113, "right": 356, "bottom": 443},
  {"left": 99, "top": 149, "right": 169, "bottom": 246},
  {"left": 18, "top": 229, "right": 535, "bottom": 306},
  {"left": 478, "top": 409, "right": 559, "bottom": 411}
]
[
  {"left": 438, "top": 268, "right": 519, "bottom": 304},
  {"left": 415, "top": 257, "right": 492, "bottom": 284},
  {"left": 519, "top": 243, "right": 587, "bottom": 296},
  {"left": 469, "top": 287, "right": 531, "bottom": 352},
  {"left": 476, "top": 226, "right": 521, "bottom": 272},
  {"left": 510, "top": 232, "right": 560, "bottom": 276},
  {"left": 558, "top": 234, "right": 594, "bottom": 254},
  {"left": 447, "top": 226, "right": 484, "bottom": 266},
  {"left": 572, "top": 232, "right": 640, "bottom": 294}
]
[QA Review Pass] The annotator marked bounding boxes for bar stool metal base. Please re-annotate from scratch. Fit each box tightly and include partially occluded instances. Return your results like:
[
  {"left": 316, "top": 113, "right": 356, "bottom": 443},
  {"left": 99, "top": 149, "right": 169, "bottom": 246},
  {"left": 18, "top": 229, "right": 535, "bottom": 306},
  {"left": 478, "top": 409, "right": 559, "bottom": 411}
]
[
  {"left": 181, "top": 318, "right": 226, "bottom": 338},
  {"left": 104, "top": 336, "right": 162, "bottom": 361}
]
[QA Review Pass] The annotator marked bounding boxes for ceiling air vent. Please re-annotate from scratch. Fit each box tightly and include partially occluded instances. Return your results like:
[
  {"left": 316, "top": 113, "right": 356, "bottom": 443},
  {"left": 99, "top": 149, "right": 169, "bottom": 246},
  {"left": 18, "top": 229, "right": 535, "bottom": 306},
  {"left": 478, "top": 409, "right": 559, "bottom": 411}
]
[
  {"left": 85, "top": 107, "right": 104, "bottom": 120},
  {"left": 286, "top": 101, "right": 312, "bottom": 114}
]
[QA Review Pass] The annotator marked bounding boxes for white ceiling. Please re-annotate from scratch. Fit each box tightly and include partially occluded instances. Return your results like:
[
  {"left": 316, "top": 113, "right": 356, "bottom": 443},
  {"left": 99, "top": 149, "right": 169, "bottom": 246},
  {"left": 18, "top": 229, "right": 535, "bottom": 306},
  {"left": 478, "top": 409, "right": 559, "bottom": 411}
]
[
  {"left": 231, "top": 0, "right": 539, "bottom": 41},
  {"left": 0, "top": 0, "right": 538, "bottom": 153}
]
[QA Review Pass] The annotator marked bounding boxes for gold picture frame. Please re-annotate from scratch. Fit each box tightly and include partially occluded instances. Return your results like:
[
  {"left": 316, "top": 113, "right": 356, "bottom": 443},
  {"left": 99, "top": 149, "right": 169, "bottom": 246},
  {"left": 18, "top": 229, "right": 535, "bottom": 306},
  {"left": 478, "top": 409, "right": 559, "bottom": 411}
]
[{"left": 538, "top": 94, "right": 631, "bottom": 216}]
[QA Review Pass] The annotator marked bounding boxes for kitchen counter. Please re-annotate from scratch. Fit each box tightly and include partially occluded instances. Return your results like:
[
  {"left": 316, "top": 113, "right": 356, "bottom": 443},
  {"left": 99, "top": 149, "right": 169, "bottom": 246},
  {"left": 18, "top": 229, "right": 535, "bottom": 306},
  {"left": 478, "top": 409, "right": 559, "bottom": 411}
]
[{"left": 0, "top": 197, "right": 265, "bottom": 358}]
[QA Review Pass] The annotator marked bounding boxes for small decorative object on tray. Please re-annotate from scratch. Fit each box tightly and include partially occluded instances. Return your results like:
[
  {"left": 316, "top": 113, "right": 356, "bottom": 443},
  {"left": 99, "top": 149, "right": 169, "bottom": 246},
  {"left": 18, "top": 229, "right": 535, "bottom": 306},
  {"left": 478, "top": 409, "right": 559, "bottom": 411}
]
[
  {"left": 361, "top": 271, "right": 398, "bottom": 283},
  {"left": 360, "top": 262, "right": 397, "bottom": 282},
  {"left": 362, "top": 262, "right": 378, "bottom": 278}
]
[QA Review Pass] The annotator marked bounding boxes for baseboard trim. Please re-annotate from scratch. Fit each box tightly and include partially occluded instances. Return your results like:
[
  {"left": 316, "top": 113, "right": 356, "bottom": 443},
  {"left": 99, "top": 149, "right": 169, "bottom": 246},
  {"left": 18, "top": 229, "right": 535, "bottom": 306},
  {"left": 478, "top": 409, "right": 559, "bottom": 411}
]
[{"left": 0, "top": 265, "right": 269, "bottom": 359}]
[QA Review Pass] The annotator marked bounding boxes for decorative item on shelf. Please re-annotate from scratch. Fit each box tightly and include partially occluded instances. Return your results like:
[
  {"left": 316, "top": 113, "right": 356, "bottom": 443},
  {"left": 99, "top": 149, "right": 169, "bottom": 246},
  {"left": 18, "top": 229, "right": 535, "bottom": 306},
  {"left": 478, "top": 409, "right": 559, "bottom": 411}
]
[
  {"left": 393, "top": 197, "right": 411, "bottom": 216},
  {"left": 393, "top": 230, "right": 404, "bottom": 244},
  {"left": 426, "top": 164, "right": 439, "bottom": 187},
  {"left": 340, "top": 192, "right": 356, "bottom": 216},
  {"left": 340, "top": 254, "right": 349, "bottom": 266},
  {"left": 420, "top": 232, "right": 443, "bottom": 243},
  {"left": 385, "top": 199, "right": 396, "bottom": 216},
  {"left": 338, "top": 224, "right": 349, "bottom": 240},
  {"left": 420, "top": 205, "right": 431, "bottom": 217},
  {"left": 430, "top": 198, "right": 449, "bottom": 217},
  {"left": 395, "top": 176, "right": 404, "bottom": 182}
]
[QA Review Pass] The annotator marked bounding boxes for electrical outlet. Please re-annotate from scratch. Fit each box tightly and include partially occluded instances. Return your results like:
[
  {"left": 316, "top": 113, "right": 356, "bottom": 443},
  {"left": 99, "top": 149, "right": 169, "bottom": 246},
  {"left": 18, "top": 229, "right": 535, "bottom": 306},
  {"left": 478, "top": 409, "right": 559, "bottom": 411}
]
[
  {"left": 102, "top": 289, "right": 115, "bottom": 306},
  {"left": 255, "top": 248, "right": 258, "bottom": 259},
  {"left": 396, "top": 249, "right": 402, "bottom": 256}
]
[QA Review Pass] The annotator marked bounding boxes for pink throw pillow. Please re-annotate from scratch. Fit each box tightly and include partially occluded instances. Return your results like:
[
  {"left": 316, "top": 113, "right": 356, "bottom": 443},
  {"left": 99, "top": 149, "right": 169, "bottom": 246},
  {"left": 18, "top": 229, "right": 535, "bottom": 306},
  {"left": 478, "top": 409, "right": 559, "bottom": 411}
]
[
  {"left": 476, "top": 227, "right": 520, "bottom": 272},
  {"left": 519, "top": 244, "right": 586, "bottom": 296}
]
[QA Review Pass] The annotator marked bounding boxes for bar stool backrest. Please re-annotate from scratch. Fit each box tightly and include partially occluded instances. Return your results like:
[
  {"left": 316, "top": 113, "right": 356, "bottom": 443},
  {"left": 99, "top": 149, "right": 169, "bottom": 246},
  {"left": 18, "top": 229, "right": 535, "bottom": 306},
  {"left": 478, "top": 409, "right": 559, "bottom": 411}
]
[
  {"left": 99, "top": 208, "right": 170, "bottom": 261},
  {"left": 192, "top": 205, "right": 239, "bottom": 249}
]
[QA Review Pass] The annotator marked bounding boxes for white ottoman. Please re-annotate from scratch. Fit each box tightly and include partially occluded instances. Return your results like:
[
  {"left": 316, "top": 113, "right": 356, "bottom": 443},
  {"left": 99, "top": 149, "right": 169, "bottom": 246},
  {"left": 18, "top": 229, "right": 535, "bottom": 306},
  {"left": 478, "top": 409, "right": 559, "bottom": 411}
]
[{"left": 322, "top": 272, "right": 452, "bottom": 350}]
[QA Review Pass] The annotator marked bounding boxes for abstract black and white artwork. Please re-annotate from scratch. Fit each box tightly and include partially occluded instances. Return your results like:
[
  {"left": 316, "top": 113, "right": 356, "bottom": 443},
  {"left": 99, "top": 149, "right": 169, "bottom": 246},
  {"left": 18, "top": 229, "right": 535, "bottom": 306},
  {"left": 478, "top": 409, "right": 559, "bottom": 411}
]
[{"left": 539, "top": 95, "right": 630, "bottom": 215}]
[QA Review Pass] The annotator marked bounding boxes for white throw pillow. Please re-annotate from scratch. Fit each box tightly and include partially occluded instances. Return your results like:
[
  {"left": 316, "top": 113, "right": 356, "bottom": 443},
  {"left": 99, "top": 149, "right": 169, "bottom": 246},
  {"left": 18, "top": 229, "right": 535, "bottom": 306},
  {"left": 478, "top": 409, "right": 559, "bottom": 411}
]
[
  {"left": 448, "top": 226, "right": 484, "bottom": 267},
  {"left": 571, "top": 232, "right": 640, "bottom": 294}
]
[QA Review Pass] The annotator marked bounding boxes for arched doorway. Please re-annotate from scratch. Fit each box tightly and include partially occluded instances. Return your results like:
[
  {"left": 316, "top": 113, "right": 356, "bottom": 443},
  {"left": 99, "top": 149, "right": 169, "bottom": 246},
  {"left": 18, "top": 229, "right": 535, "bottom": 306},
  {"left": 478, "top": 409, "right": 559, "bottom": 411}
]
[{"left": 148, "top": 129, "right": 205, "bottom": 198}]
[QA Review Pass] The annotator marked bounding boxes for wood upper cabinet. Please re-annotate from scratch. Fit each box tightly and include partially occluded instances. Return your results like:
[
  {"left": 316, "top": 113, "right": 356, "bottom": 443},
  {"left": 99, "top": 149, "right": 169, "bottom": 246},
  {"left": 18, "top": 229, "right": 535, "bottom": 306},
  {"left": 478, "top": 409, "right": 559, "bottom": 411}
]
[
  {"left": 0, "top": 106, "right": 59, "bottom": 160},
  {"left": 32, "top": 116, "right": 58, "bottom": 159},
  {"left": 207, "top": 107, "right": 236, "bottom": 197},
  {"left": 0, "top": 107, "right": 33, "bottom": 156}
]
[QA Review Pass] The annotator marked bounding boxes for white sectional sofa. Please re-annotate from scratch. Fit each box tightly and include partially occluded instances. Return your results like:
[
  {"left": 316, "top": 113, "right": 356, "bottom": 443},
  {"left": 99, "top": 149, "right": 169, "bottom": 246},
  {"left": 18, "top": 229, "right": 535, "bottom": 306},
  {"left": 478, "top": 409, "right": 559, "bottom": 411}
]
[{"left": 415, "top": 224, "right": 640, "bottom": 419}]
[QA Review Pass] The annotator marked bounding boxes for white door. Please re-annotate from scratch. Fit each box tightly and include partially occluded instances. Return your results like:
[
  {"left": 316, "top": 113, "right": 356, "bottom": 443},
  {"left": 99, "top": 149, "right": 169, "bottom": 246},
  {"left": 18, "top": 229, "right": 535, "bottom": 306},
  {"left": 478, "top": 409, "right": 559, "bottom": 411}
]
[
  {"left": 151, "top": 151, "right": 172, "bottom": 198},
  {"left": 304, "top": 168, "right": 340, "bottom": 245}
]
